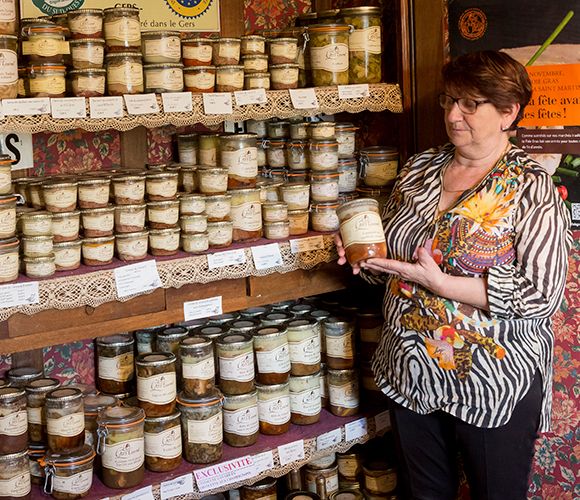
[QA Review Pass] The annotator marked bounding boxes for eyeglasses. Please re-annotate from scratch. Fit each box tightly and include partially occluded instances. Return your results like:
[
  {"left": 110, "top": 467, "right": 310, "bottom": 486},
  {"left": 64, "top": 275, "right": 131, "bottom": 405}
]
[{"left": 438, "top": 93, "right": 490, "bottom": 114}]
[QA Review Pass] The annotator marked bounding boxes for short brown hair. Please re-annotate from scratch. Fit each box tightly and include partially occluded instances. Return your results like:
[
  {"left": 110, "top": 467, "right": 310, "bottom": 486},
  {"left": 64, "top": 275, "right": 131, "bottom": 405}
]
[{"left": 442, "top": 51, "right": 532, "bottom": 128}]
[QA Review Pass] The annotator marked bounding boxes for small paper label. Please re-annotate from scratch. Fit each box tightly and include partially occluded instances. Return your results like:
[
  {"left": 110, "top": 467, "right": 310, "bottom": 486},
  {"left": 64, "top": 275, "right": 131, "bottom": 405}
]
[
  {"left": 124, "top": 94, "right": 160, "bottom": 115},
  {"left": 255, "top": 343, "right": 291, "bottom": 374},
  {"left": 203, "top": 92, "right": 233, "bottom": 115},
  {"left": 278, "top": 439, "right": 305, "bottom": 466},
  {"left": 251, "top": 243, "right": 283, "bottom": 270},
  {"left": 258, "top": 395, "right": 290, "bottom": 426},
  {"left": 50, "top": 97, "right": 87, "bottom": 118},
  {"left": 194, "top": 455, "right": 256, "bottom": 492},
  {"left": 234, "top": 88, "right": 267, "bottom": 106},
  {"left": 289, "top": 235, "right": 324, "bottom": 254},
  {"left": 160, "top": 474, "right": 194, "bottom": 500},
  {"left": 183, "top": 296, "right": 223, "bottom": 321},
  {"left": 145, "top": 425, "right": 182, "bottom": 460},
  {"left": 114, "top": 260, "right": 162, "bottom": 299},
  {"left": 0, "top": 410, "right": 27, "bottom": 436},
  {"left": 207, "top": 248, "right": 247, "bottom": 269},
  {"left": 375, "top": 410, "right": 391, "bottom": 434},
  {"left": 52, "top": 469, "right": 93, "bottom": 495},
  {"left": 0, "top": 282, "right": 39, "bottom": 308},
  {"left": 121, "top": 485, "right": 154, "bottom": 500},
  {"left": 253, "top": 450, "right": 274, "bottom": 474},
  {"left": 137, "top": 372, "right": 176, "bottom": 405},
  {"left": 289, "top": 88, "right": 319, "bottom": 109},
  {"left": 317, "top": 428, "right": 342, "bottom": 451},
  {"left": 89, "top": 96, "right": 124, "bottom": 118},
  {"left": 2, "top": 98, "right": 51, "bottom": 116},
  {"left": 187, "top": 412, "right": 222, "bottom": 445},
  {"left": 161, "top": 92, "right": 193, "bottom": 113},
  {"left": 47, "top": 412, "right": 85, "bottom": 437},
  {"left": 338, "top": 84, "right": 370, "bottom": 99},
  {"left": 345, "top": 417, "right": 368, "bottom": 441}
]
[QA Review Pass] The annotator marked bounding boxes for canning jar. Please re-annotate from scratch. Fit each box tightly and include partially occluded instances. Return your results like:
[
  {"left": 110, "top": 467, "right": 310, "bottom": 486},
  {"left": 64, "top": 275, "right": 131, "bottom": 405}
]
[
  {"left": 19, "top": 210, "right": 52, "bottom": 237},
  {"left": 22, "top": 24, "right": 68, "bottom": 64},
  {"left": 213, "top": 37, "right": 240, "bottom": 65},
  {"left": 135, "top": 326, "right": 164, "bottom": 355},
  {"left": 305, "top": 464, "right": 340, "bottom": 497},
  {"left": 240, "top": 35, "right": 265, "bottom": 56},
  {"left": 241, "top": 478, "right": 277, "bottom": 499},
  {"left": 287, "top": 318, "right": 321, "bottom": 376},
  {"left": 182, "top": 36, "right": 213, "bottom": 66},
  {"left": 184, "top": 65, "right": 215, "bottom": 92},
  {"left": 43, "top": 445, "right": 95, "bottom": 499},
  {"left": 309, "top": 140, "right": 339, "bottom": 172},
  {"left": 263, "top": 220, "right": 288, "bottom": 239},
  {"left": 204, "top": 193, "right": 231, "bottom": 222},
  {"left": 114, "top": 203, "right": 146, "bottom": 233},
  {"left": 220, "top": 134, "right": 258, "bottom": 189},
  {"left": 0, "top": 194, "right": 16, "bottom": 238},
  {"left": 23, "top": 253, "right": 55, "bottom": 278},
  {"left": 0, "top": 450, "right": 31, "bottom": 499},
  {"left": 156, "top": 325, "right": 188, "bottom": 373},
  {"left": 222, "top": 390, "right": 258, "bottom": 448},
  {"left": 288, "top": 140, "right": 308, "bottom": 170},
  {"left": 67, "top": 8, "right": 103, "bottom": 39},
  {"left": 145, "top": 171, "right": 178, "bottom": 201},
  {"left": 308, "top": 24, "right": 350, "bottom": 86},
  {"left": 6, "top": 367, "right": 42, "bottom": 388},
  {"left": 258, "top": 179, "right": 282, "bottom": 202},
  {"left": 0, "top": 156, "right": 12, "bottom": 195},
  {"left": 105, "top": 52, "right": 143, "bottom": 95},
  {"left": 267, "top": 120, "right": 290, "bottom": 139},
  {"left": 335, "top": 123, "right": 357, "bottom": 158},
  {"left": 196, "top": 168, "right": 227, "bottom": 196},
  {"left": 147, "top": 199, "right": 179, "bottom": 228},
  {"left": 288, "top": 209, "right": 309, "bottom": 235},
  {"left": 337, "top": 158, "right": 357, "bottom": 193},
  {"left": 96, "top": 406, "right": 145, "bottom": 489},
  {"left": 242, "top": 54, "right": 268, "bottom": 74},
  {"left": 115, "top": 230, "right": 148, "bottom": 261},
  {"left": 290, "top": 121, "right": 308, "bottom": 140},
  {"left": 207, "top": 220, "right": 233, "bottom": 248},
  {"left": 180, "top": 337, "right": 214, "bottom": 398},
  {"left": 216, "top": 333, "right": 255, "bottom": 395},
  {"left": 103, "top": 7, "right": 141, "bottom": 52},
  {"left": 81, "top": 205, "right": 114, "bottom": 237},
  {"left": 280, "top": 183, "right": 309, "bottom": 210},
  {"left": 69, "top": 38, "right": 105, "bottom": 72},
  {"left": 28, "top": 179, "right": 45, "bottom": 209},
  {"left": 179, "top": 165, "right": 198, "bottom": 193},
  {"left": 141, "top": 30, "right": 180, "bottom": 64},
  {"left": 323, "top": 317, "right": 355, "bottom": 369},
  {"left": 269, "top": 37, "right": 298, "bottom": 64},
  {"left": 337, "top": 450, "right": 363, "bottom": 481},
  {"left": 290, "top": 304, "right": 314, "bottom": 317},
  {"left": 362, "top": 462, "right": 397, "bottom": 495},
  {"left": 26, "top": 378, "right": 60, "bottom": 444},
  {"left": 0, "top": 35, "right": 17, "bottom": 98},
  {"left": 359, "top": 147, "right": 399, "bottom": 187},
  {"left": 340, "top": 7, "right": 382, "bottom": 84},
  {"left": 327, "top": 368, "right": 358, "bottom": 416},
  {"left": 144, "top": 63, "right": 184, "bottom": 93},
  {"left": 311, "top": 202, "right": 340, "bottom": 232},
  {"left": 308, "top": 122, "right": 336, "bottom": 140},
  {"left": 28, "top": 64, "right": 66, "bottom": 97},
  {"left": 177, "top": 133, "right": 197, "bottom": 165},
  {"left": 289, "top": 372, "right": 321, "bottom": 425},
  {"left": 270, "top": 63, "right": 299, "bottom": 90},
  {"left": 261, "top": 311, "right": 293, "bottom": 327},
  {"left": 136, "top": 352, "right": 177, "bottom": 417},
  {"left": 265, "top": 139, "right": 287, "bottom": 169},
  {"left": 96, "top": 334, "right": 134, "bottom": 395},
  {"left": 0, "top": 0, "right": 16, "bottom": 35},
  {"left": 216, "top": 64, "right": 244, "bottom": 92},
  {"left": 180, "top": 213, "right": 207, "bottom": 234},
  {"left": 198, "top": 133, "right": 219, "bottom": 166},
  {"left": 29, "top": 442, "right": 47, "bottom": 486},
  {"left": 244, "top": 71, "right": 270, "bottom": 90},
  {"left": 45, "top": 388, "right": 85, "bottom": 454},
  {"left": 144, "top": 412, "right": 182, "bottom": 472},
  {"left": 77, "top": 178, "right": 110, "bottom": 210},
  {"left": 177, "top": 389, "right": 223, "bottom": 464},
  {"left": 81, "top": 235, "right": 114, "bottom": 266},
  {"left": 149, "top": 227, "right": 180, "bottom": 256},
  {"left": 256, "top": 382, "right": 290, "bottom": 435},
  {"left": 0, "top": 387, "right": 27, "bottom": 454},
  {"left": 180, "top": 231, "right": 207, "bottom": 253},
  {"left": 83, "top": 394, "right": 117, "bottom": 448},
  {"left": 230, "top": 188, "right": 262, "bottom": 242},
  {"left": 253, "top": 326, "right": 291, "bottom": 385},
  {"left": 262, "top": 201, "right": 287, "bottom": 223},
  {"left": 112, "top": 173, "right": 145, "bottom": 205},
  {"left": 336, "top": 198, "right": 386, "bottom": 265},
  {"left": 311, "top": 172, "right": 340, "bottom": 202}
]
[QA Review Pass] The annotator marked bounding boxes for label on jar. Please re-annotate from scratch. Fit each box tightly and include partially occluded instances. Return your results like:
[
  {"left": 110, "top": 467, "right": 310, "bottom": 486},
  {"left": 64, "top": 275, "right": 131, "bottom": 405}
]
[
  {"left": 208, "top": 226, "right": 231, "bottom": 245},
  {"left": 151, "top": 232, "right": 179, "bottom": 251},
  {"left": 25, "top": 238, "right": 52, "bottom": 256},
  {"left": 223, "top": 405, "right": 259, "bottom": 436},
  {"left": 0, "top": 0, "right": 16, "bottom": 22},
  {"left": 244, "top": 39, "right": 264, "bottom": 53},
  {"left": 231, "top": 201, "right": 261, "bottom": 231},
  {"left": 328, "top": 382, "right": 359, "bottom": 408},
  {"left": 55, "top": 247, "right": 80, "bottom": 268},
  {"left": 147, "top": 179, "right": 177, "bottom": 197},
  {"left": 206, "top": 200, "right": 229, "bottom": 219},
  {"left": 53, "top": 217, "right": 79, "bottom": 238},
  {"left": 338, "top": 457, "right": 359, "bottom": 479},
  {"left": 244, "top": 58, "right": 267, "bottom": 72},
  {"left": 183, "top": 44, "right": 212, "bottom": 62},
  {"left": 349, "top": 26, "right": 382, "bottom": 54},
  {"left": 310, "top": 43, "right": 349, "bottom": 72},
  {"left": 137, "top": 372, "right": 177, "bottom": 405},
  {"left": 217, "top": 70, "right": 244, "bottom": 88},
  {"left": 23, "top": 217, "right": 51, "bottom": 235},
  {"left": 145, "top": 425, "right": 182, "bottom": 459},
  {"left": 337, "top": 134, "right": 356, "bottom": 155},
  {"left": 0, "top": 171, "right": 11, "bottom": 191},
  {"left": 271, "top": 43, "right": 297, "bottom": 60},
  {"left": 79, "top": 185, "right": 109, "bottom": 204},
  {"left": 255, "top": 343, "right": 291, "bottom": 374},
  {"left": 221, "top": 147, "right": 258, "bottom": 178},
  {"left": 360, "top": 326, "right": 382, "bottom": 343},
  {"left": 45, "top": 189, "right": 76, "bottom": 209},
  {"left": 289, "top": 335, "right": 321, "bottom": 365},
  {"left": 182, "top": 357, "right": 214, "bottom": 380},
  {"left": 47, "top": 412, "right": 85, "bottom": 437},
  {"left": 0, "top": 49, "right": 17, "bottom": 85},
  {"left": 341, "top": 211, "right": 385, "bottom": 248},
  {"left": 366, "top": 160, "right": 398, "bottom": 183},
  {"left": 69, "top": 15, "right": 102, "bottom": 35},
  {"left": 0, "top": 410, "right": 27, "bottom": 436},
  {"left": 289, "top": 148, "right": 306, "bottom": 168},
  {"left": 178, "top": 148, "right": 196, "bottom": 164},
  {"left": 311, "top": 181, "right": 339, "bottom": 200},
  {"left": 218, "top": 43, "right": 239, "bottom": 59},
  {"left": 72, "top": 45, "right": 105, "bottom": 65},
  {"left": 98, "top": 352, "right": 134, "bottom": 382},
  {"left": 290, "top": 387, "right": 321, "bottom": 416},
  {"left": 0, "top": 209, "right": 15, "bottom": 235},
  {"left": 84, "top": 242, "right": 113, "bottom": 262},
  {"left": 22, "top": 39, "right": 69, "bottom": 57},
  {"left": 146, "top": 68, "right": 183, "bottom": 91},
  {"left": 102, "top": 437, "right": 144, "bottom": 473},
  {"left": 311, "top": 151, "right": 338, "bottom": 169},
  {"left": 312, "top": 211, "right": 339, "bottom": 231},
  {"left": 258, "top": 395, "right": 290, "bottom": 425},
  {"left": 199, "top": 148, "right": 217, "bottom": 166},
  {"left": 365, "top": 471, "right": 397, "bottom": 494},
  {"left": 144, "top": 37, "right": 181, "bottom": 61},
  {"left": 105, "top": 17, "right": 141, "bottom": 44},
  {"left": 53, "top": 469, "right": 93, "bottom": 495},
  {"left": 219, "top": 352, "right": 254, "bottom": 382},
  {"left": 119, "top": 209, "right": 145, "bottom": 228},
  {"left": 27, "top": 406, "right": 42, "bottom": 425},
  {"left": 307, "top": 474, "right": 339, "bottom": 495},
  {"left": 282, "top": 188, "right": 309, "bottom": 209},
  {"left": 83, "top": 212, "right": 114, "bottom": 231},
  {"left": 326, "top": 332, "right": 354, "bottom": 358},
  {"left": 29, "top": 75, "right": 66, "bottom": 95},
  {"left": 0, "top": 473, "right": 31, "bottom": 497},
  {"left": 115, "top": 181, "right": 144, "bottom": 201},
  {"left": 187, "top": 412, "right": 222, "bottom": 445},
  {"left": 272, "top": 68, "right": 297, "bottom": 86},
  {"left": 148, "top": 206, "right": 179, "bottom": 224},
  {"left": 107, "top": 61, "right": 143, "bottom": 86},
  {"left": 0, "top": 253, "right": 18, "bottom": 280},
  {"left": 339, "top": 169, "right": 357, "bottom": 192}
]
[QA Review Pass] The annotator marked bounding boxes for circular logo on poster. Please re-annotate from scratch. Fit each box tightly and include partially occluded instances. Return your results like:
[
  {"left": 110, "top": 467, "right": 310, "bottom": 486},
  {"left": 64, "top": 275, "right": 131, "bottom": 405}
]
[
  {"left": 165, "top": 0, "right": 214, "bottom": 18},
  {"left": 32, "top": 0, "right": 85, "bottom": 15},
  {"left": 458, "top": 8, "right": 487, "bottom": 40}
]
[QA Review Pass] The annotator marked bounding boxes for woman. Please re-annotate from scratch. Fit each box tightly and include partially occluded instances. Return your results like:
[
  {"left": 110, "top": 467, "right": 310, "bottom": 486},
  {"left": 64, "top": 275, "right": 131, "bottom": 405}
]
[{"left": 336, "top": 51, "right": 571, "bottom": 499}]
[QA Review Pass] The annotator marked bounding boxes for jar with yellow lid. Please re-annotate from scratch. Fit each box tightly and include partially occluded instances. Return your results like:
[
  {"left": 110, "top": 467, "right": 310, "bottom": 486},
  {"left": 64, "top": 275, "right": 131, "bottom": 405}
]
[
  {"left": 230, "top": 188, "right": 262, "bottom": 242},
  {"left": 141, "top": 30, "right": 181, "bottom": 64},
  {"left": 359, "top": 147, "right": 399, "bottom": 187},
  {"left": 268, "top": 37, "right": 298, "bottom": 64},
  {"left": 213, "top": 37, "right": 241, "bottom": 66},
  {"left": 42, "top": 445, "right": 95, "bottom": 499},
  {"left": 184, "top": 65, "right": 215, "bottom": 92},
  {"left": 308, "top": 24, "right": 350, "bottom": 86},
  {"left": 144, "top": 63, "right": 184, "bottom": 93},
  {"left": 81, "top": 235, "right": 114, "bottom": 266},
  {"left": 103, "top": 7, "right": 141, "bottom": 52},
  {"left": 22, "top": 24, "right": 68, "bottom": 64},
  {"left": 216, "top": 64, "right": 244, "bottom": 92},
  {"left": 0, "top": 35, "right": 18, "bottom": 98},
  {"left": 53, "top": 239, "right": 81, "bottom": 271},
  {"left": 241, "top": 35, "right": 265, "bottom": 55},
  {"left": 311, "top": 171, "right": 340, "bottom": 202},
  {"left": 0, "top": 237, "right": 19, "bottom": 282},
  {"left": 67, "top": 8, "right": 103, "bottom": 39},
  {"left": 28, "top": 63, "right": 66, "bottom": 97},
  {"left": 69, "top": 68, "right": 106, "bottom": 97},
  {"left": 310, "top": 201, "right": 340, "bottom": 232},
  {"left": 105, "top": 52, "right": 143, "bottom": 95},
  {"left": 181, "top": 36, "right": 213, "bottom": 66}
]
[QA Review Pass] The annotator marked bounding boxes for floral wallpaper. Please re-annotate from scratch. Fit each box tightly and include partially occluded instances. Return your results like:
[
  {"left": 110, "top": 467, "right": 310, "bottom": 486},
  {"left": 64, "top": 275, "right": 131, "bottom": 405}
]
[{"left": 244, "top": 0, "right": 311, "bottom": 32}]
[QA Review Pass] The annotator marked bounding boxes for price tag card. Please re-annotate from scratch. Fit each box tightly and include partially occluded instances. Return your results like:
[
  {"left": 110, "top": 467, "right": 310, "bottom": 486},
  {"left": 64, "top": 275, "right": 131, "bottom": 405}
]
[
  {"left": 89, "top": 96, "right": 124, "bottom": 118},
  {"left": 317, "top": 428, "right": 342, "bottom": 451},
  {"left": 234, "top": 88, "right": 267, "bottom": 106},
  {"left": 289, "top": 235, "right": 324, "bottom": 254},
  {"left": 203, "top": 92, "right": 233, "bottom": 115},
  {"left": 183, "top": 296, "right": 223, "bottom": 322},
  {"left": 207, "top": 248, "right": 247, "bottom": 270},
  {"left": 253, "top": 450, "right": 274, "bottom": 474},
  {"left": 160, "top": 474, "right": 194, "bottom": 500},
  {"left": 161, "top": 92, "right": 193, "bottom": 113},
  {"left": 251, "top": 243, "right": 283, "bottom": 270},
  {"left": 50, "top": 97, "right": 87, "bottom": 119},
  {"left": 114, "top": 260, "right": 162, "bottom": 299},
  {"left": 278, "top": 440, "right": 305, "bottom": 466},
  {"left": 194, "top": 456, "right": 256, "bottom": 492},
  {"left": 289, "top": 88, "right": 319, "bottom": 109},
  {"left": 124, "top": 94, "right": 160, "bottom": 115},
  {"left": 0, "top": 282, "right": 40, "bottom": 308},
  {"left": 2, "top": 98, "right": 51, "bottom": 116},
  {"left": 121, "top": 486, "right": 155, "bottom": 500},
  {"left": 374, "top": 410, "right": 391, "bottom": 434},
  {"left": 338, "top": 84, "right": 370, "bottom": 99},
  {"left": 345, "top": 417, "right": 368, "bottom": 442}
]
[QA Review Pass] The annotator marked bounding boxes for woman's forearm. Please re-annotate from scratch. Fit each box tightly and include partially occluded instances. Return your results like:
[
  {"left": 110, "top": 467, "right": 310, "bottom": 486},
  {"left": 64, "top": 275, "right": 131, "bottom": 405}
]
[{"left": 432, "top": 274, "right": 489, "bottom": 310}]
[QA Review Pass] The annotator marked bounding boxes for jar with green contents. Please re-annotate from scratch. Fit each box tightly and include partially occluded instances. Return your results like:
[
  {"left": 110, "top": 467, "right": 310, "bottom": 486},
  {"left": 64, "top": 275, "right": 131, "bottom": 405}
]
[
  {"left": 308, "top": 24, "right": 350, "bottom": 86},
  {"left": 340, "top": 7, "right": 382, "bottom": 84},
  {"left": 198, "top": 133, "right": 220, "bottom": 166}
]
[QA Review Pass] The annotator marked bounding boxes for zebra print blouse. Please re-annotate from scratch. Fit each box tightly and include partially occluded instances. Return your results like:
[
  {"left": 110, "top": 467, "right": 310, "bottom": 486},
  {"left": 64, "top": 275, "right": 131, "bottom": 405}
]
[{"left": 367, "top": 143, "right": 572, "bottom": 431}]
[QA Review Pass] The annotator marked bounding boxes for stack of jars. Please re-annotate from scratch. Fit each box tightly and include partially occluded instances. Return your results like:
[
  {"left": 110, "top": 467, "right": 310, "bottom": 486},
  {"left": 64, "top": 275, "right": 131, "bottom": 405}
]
[
  {"left": 240, "top": 34, "right": 269, "bottom": 90},
  {"left": 0, "top": 0, "right": 18, "bottom": 100},
  {"left": 0, "top": 154, "right": 19, "bottom": 283}
]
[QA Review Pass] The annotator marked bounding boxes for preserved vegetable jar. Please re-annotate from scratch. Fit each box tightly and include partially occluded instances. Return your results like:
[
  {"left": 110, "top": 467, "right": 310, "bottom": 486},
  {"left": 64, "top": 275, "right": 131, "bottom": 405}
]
[
  {"left": 144, "top": 412, "right": 181, "bottom": 472},
  {"left": 216, "top": 64, "right": 244, "bottom": 92},
  {"left": 336, "top": 198, "right": 387, "bottom": 265},
  {"left": 83, "top": 394, "right": 117, "bottom": 448},
  {"left": 204, "top": 193, "right": 231, "bottom": 221},
  {"left": 289, "top": 372, "right": 321, "bottom": 425},
  {"left": 28, "top": 64, "right": 66, "bottom": 97},
  {"left": 184, "top": 65, "right": 216, "bottom": 92},
  {"left": 181, "top": 337, "right": 215, "bottom": 398},
  {"left": 67, "top": 9, "right": 103, "bottom": 39},
  {"left": 96, "top": 406, "right": 145, "bottom": 489},
  {"left": 287, "top": 318, "right": 321, "bottom": 376},
  {"left": 308, "top": 24, "right": 350, "bottom": 86},
  {"left": 177, "top": 389, "right": 223, "bottom": 464},
  {"left": 213, "top": 37, "right": 240, "bottom": 65},
  {"left": 323, "top": 317, "right": 355, "bottom": 369},
  {"left": 6, "top": 367, "right": 42, "bottom": 388},
  {"left": 69, "top": 38, "right": 105, "bottom": 70},
  {"left": 0, "top": 387, "right": 27, "bottom": 454},
  {"left": 198, "top": 167, "right": 228, "bottom": 195},
  {"left": 43, "top": 445, "right": 95, "bottom": 499},
  {"left": 45, "top": 388, "right": 85, "bottom": 454},
  {"left": 136, "top": 353, "right": 177, "bottom": 417},
  {"left": 199, "top": 133, "right": 219, "bottom": 166},
  {"left": 230, "top": 188, "right": 262, "bottom": 242},
  {"left": 96, "top": 334, "right": 134, "bottom": 395},
  {"left": 253, "top": 326, "right": 291, "bottom": 385},
  {"left": 220, "top": 134, "right": 258, "bottom": 189},
  {"left": 25, "top": 378, "right": 60, "bottom": 444},
  {"left": 310, "top": 202, "right": 340, "bottom": 232},
  {"left": 106, "top": 52, "right": 143, "bottom": 95},
  {"left": 0, "top": 0, "right": 17, "bottom": 35},
  {"left": 0, "top": 450, "right": 31, "bottom": 499},
  {"left": 216, "top": 333, "right": 255, "bottom": 395},
  {"left": 309, "top": 140, "right": 339, "bottom": 172},
  {"left": 181, "top": 36, "right": 213, "bottom": 66},
  {"left": 256, "top": 382, "right": 290, "bottom": 435},
  {"left": 359, "top": 147, "right": 399, "bottom": 187},
  {"left": 0, "top": 194, "right": 16, "bottom": 239},
  {"left": 222, "top": 390, "right": 259, "bottom": 448},
  {"left": 311, "top": 172, "right": 340, "bottom": 202},
  {"left": 305, "top": 464, "right": 340, "bottom": 497},
  {"left": 144, "top": 62, "right": 184, "bottom": 93},
  {"left": 0, "top": 35, "right": 18, "bottom": 99},
  {"left": 327, "top": 369, "right": 359, "bottom": 416},
  {"left": 141, "top": 30, "right": 181, "bottom": 64},
  {"left": 240, "top": 478, "right": 277, "bottom": 499},
  {"left": 337, "top": 158, "right": 357, "bottom": 193},
  {"left": 112, "top": 173, "right": 145, "bottom": 205},
  {"left": 103, "top": 7, "right": 141, "bottom": 52}
]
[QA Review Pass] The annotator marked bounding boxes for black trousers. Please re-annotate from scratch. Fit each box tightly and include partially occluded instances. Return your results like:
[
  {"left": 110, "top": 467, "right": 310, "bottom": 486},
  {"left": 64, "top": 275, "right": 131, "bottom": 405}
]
[{"left": 389, "top": 373, "right": 542, "bottom": 500}]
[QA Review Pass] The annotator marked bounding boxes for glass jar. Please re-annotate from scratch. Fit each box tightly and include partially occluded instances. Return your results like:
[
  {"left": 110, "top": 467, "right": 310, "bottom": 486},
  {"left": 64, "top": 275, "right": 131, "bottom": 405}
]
[
  {"left": 81, "top": 205, "right": 114, "bottom": 237},
  {"left": 263, "top": 220, "right": 289, "bottom": 239},
  {"left": 0, "top": 194, "right": 16, "bottom": 239},
  {"left": 216, "top": 333, "right": 255, "bottom": 395},
  {"left": 288, "top": 140, "right": 308, "bottom": 170},
  {"left": 204, "top": 193, "right": 231, "bottom": 222},
  {"left": 311, "top": 172, "right": 340, "bottom": 202},
  {"left": 0, "top": 0, "right": 17, "bottom": 35},
  {"left": 177, "top": 389, "right": 223, "bottom": 464},
  {"left": 290, "top": 303, "right": 314, "bottom": 317},
  {"left": 0, "top": 450, "right": 31, "bottom": 499},
  {"left": 305, "top": 464, "right": 340, "bottom": 497},
  {"left": 222, "top": 390, "right": 259, "bottom": 448},
  {"left": 105, "top": 52, "right": 143, "bottom": 95},
  {"left": 141, "top": 30, "right": 180, "bottom": 64},
  {"left": 288, "top": 209, "right": 309, "bottom": 235},
  {"left": 205, "top": 220, "right": 232, "bottom": 248},
  {"left": 216, "top": 64, "right": 244, "bottom": 92},
  {"left": 41, "top": 180, "right": 77, "bottom": 213},
  {"left": 149, "top": 227, "right": 180, "bottom": 256},
  {"left": 6, "top": 367, "right": 42, "bottom": 388},
  {"left": 308, "top": 122, "right": 336, "bottom": 140},
  {"left": 28, "top": 180, "right": 44, "bottom": 209},
  {"left": 267, "top": 120, "right": 290, "bottom": 139},
  {"left": 309, "top": 24, "right": 350, "bottom": 86},
  {"left": 77, "top": 178, "right": 110, "bottom": 210},
  {"left": 230, "top": 188, "right": 262, "bottom": 242},
  {"left": 115, "top": 230, "right": 148, "bottom": 261},
  {"left": 179, "top": 166, "right": 199, "bottom": 194},
  {"left": 96, "top": 406, "right": 145, "bottom": 489},
  {"left": 256, "top": 382, "right": 290, "bottom": 435},
  {"left": 181, "top": 231, "right": 208, "bottom": 253},
  {"left": 269, "top": 37, "right": 298, "bottom": 64},
  {"left": 43, "top": 445, "right": 95, "bottom": 500},
  {"left": 103, "top": 7, "right": 141, "bottom": 52},
  {"left": 220, "top": 134, "right": 258, "bottom": 189},
  {"left": 28, "top": 63, "right": 66, "bottom": 97},
  {"left": 290, "top": 121, "right": 309, "bottom": 140},
  {"left": 134, "top": 326, "right": 164, "bottom": 355},
  {"left": 309, "top": 140, "right": 339, "bottom": 172},
  {"left": 114, "top": 203, "right": 146, "bottom": 233},
  {"left": 327, "top": 368, "right": 359, "bottom": 417},
  {"left": 145, "top": 171, "right": 178, "bottom": 201},
  {"left": 180, "top": 213, "right": 207, "bottom": 234},
  {"left": 96, "top": 334, "right": 135, "bottom": 395},
  {"left": 83, "top": 394, "right": 117, "bottom": 448},
  {"left": 198, "top": 133, "right": 219, "bottom": 166},
  {"left": 337, "top": 450, "right": 363, "bottom": 482},
  {"left": 244, "top": 71, "right": 270, "bottom": 90},
  {"left": 81, "top": 235, "right": 114, "bottom": 266},
  {"left": 23, "top": 253, "right": 55, "bottom": 278},
  {"left": 362, "top": 462, "right": 397, "bottom": 495},
  {"left": 258, "top": 179, "right": 283, "bottom": 202},
  {"left": 112, "top": 173, "right": 145, "bottom": 205},
  {"left": 147, "top": 199, "right": 179, "bottom": 228},
  {"left": 335, "top": 123, "right": 357, "bottom": 158},
  {"left": 241, "top": 35, "right": 265, "bottom": 56},
  {"left": 198, "top": 167, "right": 228, "bottom": 195},
  {"left": 242, "top": 54, "right": 268, "bottom": 74},
  {"left": 359, "top": 147, "right": 399, "bottom": 187},
  {"left": 323, "top": 317, "right": 355, "bottom": 369},
  {"left": 22, "top": 24, "right": 67, "bottom": 64},
  {"left": 213, "top": 37, "right": 240, "bottom": 65},
  {"left": 69, "top": 38, "right": 105, "bottom": 71},
  {"left": 337, "top": 158, "right": 357, "bottom": 193},
  {"left": 336, "top": 198, "right": 387, "bottom": 265},
  {"left": 136, "top": 352, "right": 177, "bottom": 417},
  {"left": 270, "top": 63, "right": 299, "bottom": 90},
  {"left": 228, "top": 318, "right": 260, "bottom": 336},
  {"left": 289, "top": 372, "right": 321, "bottom": 425},
  {"left": 241, "top": 478, "right": 277, "bottom": 499},
  {"left": 45, "top": 388, "right": 85, "bottom": 454},
  {"left": 0, "top": 35, "right": 17, "bottom": 99},
  {"left": 156, "top": 325, "right": 188, "bottom": 374},
  {"left": 19, "top": 211, "right": 52, "bottom": 237},
  {"left": 0, "top": 387, "right": 27, "bottom": 454},
  {"left": 266, "top": 139, "right": 287, "bottom": 169},
  {"left": 287, "top": 318, "right": 321, "bottom": 376},
  {"left": 143, "top": 412, "right": 181, "bottom": 472},
  {"left": 358, "top": 310, "right": 383, "bottom": 344},
  {"left": 144, "top": 63, "right": 183, "bottom": 93},
  {"left": 262, "top": 201, "right": 287, "bottom": 223},
  {"left": 29, "top": 443, "right": 47, "bottom": 486},
  {"left": 180, "top": 337, "right": 215, "bottom": 398},
  {"left": 253, "top": 326, "right": 291, "bottom": 385},
  {"left": 25, "top": 378, "right": 60, "bottom": 444},
  {"left": 177, "top": 133, "right": 198, "bottom": 165},
  {"left": 184, "top": 65, "right": 216, "bottom": 92},
  {"left": 310, "top": 202, "right": 340, "bottom": 232},
  {"left": 182, "top": 36, "right": 213, "bottom": 66},
  {"left": 67, "top": 8, "right": 103, "bottom": 39},
  {"left": 261, "top": 310, "right": 293, "bottom": 326},
  {"left": 340, "top": 7, "right": 382, "bottom": 84},
  {"left": 280, "top": 183, "right": 310, "bottom": 210}
]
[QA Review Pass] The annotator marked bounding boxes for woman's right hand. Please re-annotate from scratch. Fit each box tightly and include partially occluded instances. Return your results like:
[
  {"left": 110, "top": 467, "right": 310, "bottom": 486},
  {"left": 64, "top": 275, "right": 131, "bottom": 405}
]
[{"left": 334, "top": 233, "right": 362, "bottom": 274}]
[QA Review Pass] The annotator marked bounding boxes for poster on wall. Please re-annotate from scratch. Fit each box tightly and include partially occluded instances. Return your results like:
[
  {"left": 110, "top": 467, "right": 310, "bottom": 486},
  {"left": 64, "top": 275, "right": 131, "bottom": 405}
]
[
  {"left": 448, "top": 0, "right": 580, "bottom": 228},
  {"left": 20, "top": 0, "right": 221, "bottom": 31}
]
